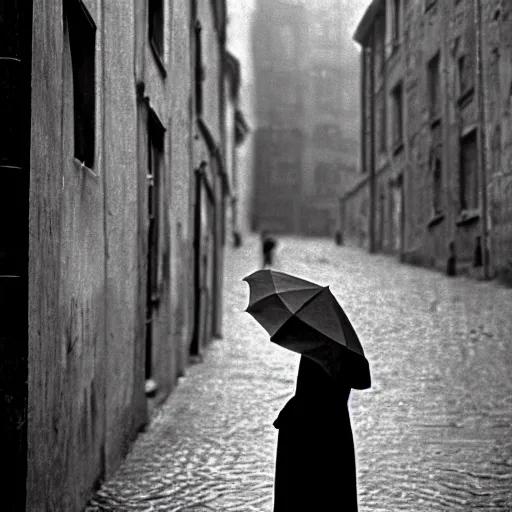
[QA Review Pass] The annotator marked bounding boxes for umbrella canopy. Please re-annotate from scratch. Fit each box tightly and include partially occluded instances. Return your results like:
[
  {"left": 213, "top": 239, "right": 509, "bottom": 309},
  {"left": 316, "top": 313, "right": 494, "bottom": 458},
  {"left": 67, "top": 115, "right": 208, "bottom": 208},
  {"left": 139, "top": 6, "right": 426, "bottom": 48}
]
[{"left": 243, "top": 269, "right": 371, "bottom": 389}]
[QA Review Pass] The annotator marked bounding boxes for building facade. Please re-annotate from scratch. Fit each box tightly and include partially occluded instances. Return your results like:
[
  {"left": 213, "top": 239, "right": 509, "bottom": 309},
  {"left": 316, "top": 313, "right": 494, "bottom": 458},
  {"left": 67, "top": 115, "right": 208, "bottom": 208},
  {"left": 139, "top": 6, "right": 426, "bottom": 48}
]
[
  {"left": 346, "top": 0, "right": 512, "bottom": 279},
  {"left": 225, "top": 0, "right": 257, "bottom": 237},
  {"left": 251, "top": 0, "right": 360, "bottom": 237},
  {"left": 0, "top": 0, "right": 233, "bottom": 510},
  {"left": 224, "top": 51, "right": 250, "bottom": 246}
]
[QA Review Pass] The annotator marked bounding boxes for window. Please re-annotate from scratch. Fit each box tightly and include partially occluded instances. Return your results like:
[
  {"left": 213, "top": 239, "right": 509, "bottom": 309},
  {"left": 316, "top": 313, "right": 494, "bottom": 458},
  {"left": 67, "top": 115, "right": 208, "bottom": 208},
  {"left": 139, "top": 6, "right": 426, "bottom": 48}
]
[
  {"left": 392, "top": 0, "right": 402, "bottom": 46},
  {"left": 149, "top": 0, "right": 164, "bottom": 60},
  {"left": 431, "top": 153, "right": 442, "bottom": 214},
  {"left": 458, "top": 53, "right": 474, "bottom": 99},
  {"left": 391, "top": 82, "right": 403, "bottom": 148},
  {"left": 65, "top": 0, "right": 96, "bottom": 169},
  {"left": 427, "top": 52, "right": 441, "bottom": 120},
  {"left": 459, "top": 129, "right": 479, "bottom": 211},
  {"left": 194, "top": 21, "right": 204, "bottom": 115},
  {"left": 377, "top": 89, "right": 387, "bottom": 153},
  {"left": 147, "top": 110, "right": 165, "bottom": 303}
]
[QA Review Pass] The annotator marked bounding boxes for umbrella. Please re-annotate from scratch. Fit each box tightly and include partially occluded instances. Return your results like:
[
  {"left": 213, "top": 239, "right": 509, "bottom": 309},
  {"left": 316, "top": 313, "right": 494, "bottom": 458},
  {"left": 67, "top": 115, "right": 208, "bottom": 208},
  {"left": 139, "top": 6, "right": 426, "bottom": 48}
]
[{"left": 243, "top": 269, "right": 371, "bottom": 389}]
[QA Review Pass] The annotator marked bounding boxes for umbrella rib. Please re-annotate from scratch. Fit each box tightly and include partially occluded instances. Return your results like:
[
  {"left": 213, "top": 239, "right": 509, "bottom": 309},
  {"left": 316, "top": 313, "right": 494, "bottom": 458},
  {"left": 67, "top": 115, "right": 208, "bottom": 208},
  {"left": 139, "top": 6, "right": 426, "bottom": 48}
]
[
  {"left": 291, "top": 286, "right": 327, "bottom": 317},
  {"left": 291, "top": 287, "right": 347, "bottom": 345}
]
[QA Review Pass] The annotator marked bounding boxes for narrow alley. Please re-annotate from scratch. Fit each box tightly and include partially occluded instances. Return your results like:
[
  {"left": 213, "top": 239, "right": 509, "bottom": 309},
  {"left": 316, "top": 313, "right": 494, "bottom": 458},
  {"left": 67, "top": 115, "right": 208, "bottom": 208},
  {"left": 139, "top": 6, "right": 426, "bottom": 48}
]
[{"left": 86, "top": 237, "right": 512, "bottom": 512}]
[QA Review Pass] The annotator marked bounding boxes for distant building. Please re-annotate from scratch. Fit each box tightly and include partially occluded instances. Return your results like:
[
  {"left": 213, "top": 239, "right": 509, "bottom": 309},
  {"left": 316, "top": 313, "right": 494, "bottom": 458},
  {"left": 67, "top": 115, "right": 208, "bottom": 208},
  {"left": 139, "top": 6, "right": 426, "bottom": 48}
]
[
  {"left": 224, "top": 51, "right": 250, "bottom": 246},
  {"left": 346, "top": 0, "right": 512, "bottom": 279},
  {"left": 251, "top": 0, "right": 360, "bottom": 236}
]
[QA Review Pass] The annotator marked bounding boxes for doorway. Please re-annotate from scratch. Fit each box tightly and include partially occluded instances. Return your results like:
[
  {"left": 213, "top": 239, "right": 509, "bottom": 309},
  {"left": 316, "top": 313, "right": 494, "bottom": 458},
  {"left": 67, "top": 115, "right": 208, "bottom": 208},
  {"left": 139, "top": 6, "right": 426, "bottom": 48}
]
[
  {"left": 190, "top": 164, "right": 215, "bottom": 357},
  {"left": 145, "top": 110, "right": 164, "bottom": 395}
]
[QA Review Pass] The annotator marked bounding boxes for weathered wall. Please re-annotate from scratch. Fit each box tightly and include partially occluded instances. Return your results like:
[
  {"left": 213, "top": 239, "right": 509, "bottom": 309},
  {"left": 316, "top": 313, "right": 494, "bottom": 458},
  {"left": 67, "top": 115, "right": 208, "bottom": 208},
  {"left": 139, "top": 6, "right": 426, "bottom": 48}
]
[
  {"left": 28, "top": 1, "right": 109, "bottom": 510},
  {"left": 169, "top": 0, "right": 193, "bottom": 373},
  {"left": 24, "top": 0, "right": 226, "bottom": 510},
  {"left": 103, "top": 0, "right": 141, "bottom": 474},
  {"left": 224, "top": 83, "right": 236, "bottom": 238},
  {"left": 484, "top": 0, "right": 512, "bottom": 273},
  {"left": 189, "top": 0, "right": 226, "bottom": 349}
]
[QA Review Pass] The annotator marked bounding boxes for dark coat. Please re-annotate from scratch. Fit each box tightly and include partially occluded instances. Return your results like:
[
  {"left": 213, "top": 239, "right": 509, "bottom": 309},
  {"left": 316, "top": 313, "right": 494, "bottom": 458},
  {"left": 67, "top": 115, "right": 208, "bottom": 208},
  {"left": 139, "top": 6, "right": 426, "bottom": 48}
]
[{"left": 273, "top": 356, "right": 359, "bottom": 512}]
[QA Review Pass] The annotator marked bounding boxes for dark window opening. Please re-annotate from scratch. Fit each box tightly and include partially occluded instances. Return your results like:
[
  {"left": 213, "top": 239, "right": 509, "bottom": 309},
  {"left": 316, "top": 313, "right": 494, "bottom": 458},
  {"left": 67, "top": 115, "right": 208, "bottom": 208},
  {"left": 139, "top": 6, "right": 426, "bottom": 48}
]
[
  {"left": 378, "top": 90, "right": 387, "bottom": 152},
  {"left": 432, "top": 155, "right": 442, "bottom": 214},
  {"left": 195, "top": 21, "right": 204, "bottom": 115},
  {"left": 149, "top": 0, "right": 164, "bottom": 59},
  {"left": 458, "top": 53, "right": 474, "bottom": 98},
  {"left": 459, "top": 130, "right": 479, "bottom": 211},
  {"left": 391, "top": 82, "right": 403, "bottom": 147},
  {"left": 146, "top": 110, "right": 165, "bottom": 312},
  {"left": 428, "top": 52, "right": 441, "bottom": 120},
  {"left": 65, "top": 0, "right": 96, "bottom": 169}
]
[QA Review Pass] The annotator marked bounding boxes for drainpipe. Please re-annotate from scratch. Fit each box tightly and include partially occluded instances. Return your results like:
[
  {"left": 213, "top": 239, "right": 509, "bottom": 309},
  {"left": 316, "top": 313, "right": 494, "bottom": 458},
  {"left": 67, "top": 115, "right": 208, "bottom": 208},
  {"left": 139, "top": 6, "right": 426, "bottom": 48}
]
[{"left": 474, "top": 0, "right": 489, "bottom": 279}]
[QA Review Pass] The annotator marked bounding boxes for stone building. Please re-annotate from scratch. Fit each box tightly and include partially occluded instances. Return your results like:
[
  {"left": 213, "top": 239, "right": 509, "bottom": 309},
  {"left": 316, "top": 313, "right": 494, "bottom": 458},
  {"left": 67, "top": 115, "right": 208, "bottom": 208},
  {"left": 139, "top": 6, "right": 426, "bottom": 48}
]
[
  {"left": 345, "top": 0, "right": 512, "bottom": 279},
  {"left": 0, "top": 0, "right": 233, "bottom": 510},
  {"left": 225, "top": 0, "right": 257, "bottom": 236},
  {"left": 224, "top": 51, "right": 250, "bottom": 246},
  {"left": 251, "top": 0, "right": 360, "bottom": 237}
]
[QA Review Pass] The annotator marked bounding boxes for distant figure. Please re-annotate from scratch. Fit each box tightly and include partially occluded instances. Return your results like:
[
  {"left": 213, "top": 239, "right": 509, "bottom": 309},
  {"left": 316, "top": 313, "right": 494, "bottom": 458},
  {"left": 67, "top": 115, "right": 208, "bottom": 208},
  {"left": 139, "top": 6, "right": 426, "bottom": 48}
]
[
  {"left": 233, "top": 230, "right": 242, "bottom": 248},
  {"left": 447, "top": 240, "right": 456, "bottom": 277},
  {"left": 272, "top": 356, "right": 360, "bottom": 511},
  {"left": 261, "top": 231, "right": 276, "bottom": 268}
]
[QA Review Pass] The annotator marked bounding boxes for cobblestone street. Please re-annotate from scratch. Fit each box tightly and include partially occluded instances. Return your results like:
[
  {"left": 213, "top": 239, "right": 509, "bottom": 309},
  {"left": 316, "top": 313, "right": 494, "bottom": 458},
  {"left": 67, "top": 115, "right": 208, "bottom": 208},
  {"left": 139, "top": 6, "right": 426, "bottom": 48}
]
[{"left": 87, "top": 236, "right": 512, "bottom": 512}]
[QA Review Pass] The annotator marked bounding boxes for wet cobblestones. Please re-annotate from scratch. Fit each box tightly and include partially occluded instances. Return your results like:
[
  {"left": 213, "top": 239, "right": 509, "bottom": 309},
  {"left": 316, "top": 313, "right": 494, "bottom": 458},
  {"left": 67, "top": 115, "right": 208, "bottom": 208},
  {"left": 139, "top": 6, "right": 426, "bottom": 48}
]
[{"left": 87, "top": 237, "right": 512, "bottom": 511}]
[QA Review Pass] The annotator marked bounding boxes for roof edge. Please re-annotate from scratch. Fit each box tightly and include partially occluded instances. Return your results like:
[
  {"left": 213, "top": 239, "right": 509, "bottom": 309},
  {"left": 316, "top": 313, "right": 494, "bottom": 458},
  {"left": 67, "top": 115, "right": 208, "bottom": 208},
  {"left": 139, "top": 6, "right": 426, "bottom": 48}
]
[{"left": 353, "top": 0, "right": 384, "bottom": 45}]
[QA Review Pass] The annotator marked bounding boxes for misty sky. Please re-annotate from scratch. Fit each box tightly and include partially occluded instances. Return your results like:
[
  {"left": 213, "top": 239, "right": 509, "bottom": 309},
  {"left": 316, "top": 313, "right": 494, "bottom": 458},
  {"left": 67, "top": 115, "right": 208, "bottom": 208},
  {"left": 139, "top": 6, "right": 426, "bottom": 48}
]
[{"left": 226, "top": 0, "right": 373, "bottom": 124}]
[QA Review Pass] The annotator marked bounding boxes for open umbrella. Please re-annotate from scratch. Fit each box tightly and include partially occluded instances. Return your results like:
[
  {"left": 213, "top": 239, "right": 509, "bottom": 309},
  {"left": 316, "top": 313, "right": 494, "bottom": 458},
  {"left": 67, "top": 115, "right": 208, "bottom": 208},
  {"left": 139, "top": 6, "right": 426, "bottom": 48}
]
[{"left": 243, "top": 269, "right": 371, "bottom": 389}]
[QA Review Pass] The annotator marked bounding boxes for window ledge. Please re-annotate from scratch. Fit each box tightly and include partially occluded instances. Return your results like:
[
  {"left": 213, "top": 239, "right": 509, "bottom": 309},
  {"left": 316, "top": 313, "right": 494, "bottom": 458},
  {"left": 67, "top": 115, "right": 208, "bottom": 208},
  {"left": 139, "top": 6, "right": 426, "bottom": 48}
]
[
  {"left": 149, "top": 40, "right": 167, "bottom": 78},
  {"left": 457, "top": 87, "right": 474, "bottom": 108},
  {"left": 456, "top": 208, "right": 480, "bottom": 226},
  {"left": 392, "top": 141, "right": 404, "bottom": 156},
  {"left": 427, "top": 212, "right": 445, "bottom": 229},
  {"left": 73, "top": 157, "right": 99, "bottom": 178}
]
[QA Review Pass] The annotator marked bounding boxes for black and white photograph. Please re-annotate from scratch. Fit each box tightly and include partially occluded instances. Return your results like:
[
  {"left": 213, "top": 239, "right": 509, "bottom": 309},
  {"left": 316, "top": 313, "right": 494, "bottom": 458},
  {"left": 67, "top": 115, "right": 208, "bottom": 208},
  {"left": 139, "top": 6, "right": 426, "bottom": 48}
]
[{"left": 1, "top": 0, "right": 512, "bottom": 510}]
